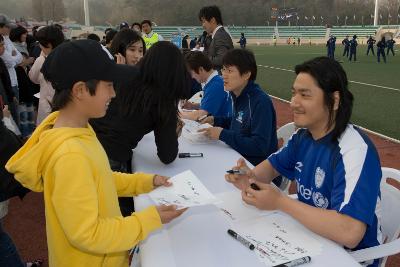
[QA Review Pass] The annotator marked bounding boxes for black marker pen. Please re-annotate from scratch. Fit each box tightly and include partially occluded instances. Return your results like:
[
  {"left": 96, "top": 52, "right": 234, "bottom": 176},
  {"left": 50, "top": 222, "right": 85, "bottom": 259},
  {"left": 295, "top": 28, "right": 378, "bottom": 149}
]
[
  {"left": 227, "top": 229, "right": 255, "bottom": 250},
  {"left": 178, "top": 153, "right": 203, "bottom": 158},
  {"left": 275, "top": 256, "right": 311, "bottom": 267},
  {"left": 196, "top": 114, "right": 209, "bottom": 122},
  {"left": 226, "top": 169, "right": 247, "bottom": 175},
  {"left": 250, "top": 183, "right": 260, "bottom": 191}
]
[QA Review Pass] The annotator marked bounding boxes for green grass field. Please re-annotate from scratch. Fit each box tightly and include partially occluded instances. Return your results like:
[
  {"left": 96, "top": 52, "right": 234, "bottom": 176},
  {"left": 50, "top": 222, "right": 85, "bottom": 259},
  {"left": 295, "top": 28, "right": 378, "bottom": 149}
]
[{"left": 250, "top": 44, "right": 400, "bottom": 140}]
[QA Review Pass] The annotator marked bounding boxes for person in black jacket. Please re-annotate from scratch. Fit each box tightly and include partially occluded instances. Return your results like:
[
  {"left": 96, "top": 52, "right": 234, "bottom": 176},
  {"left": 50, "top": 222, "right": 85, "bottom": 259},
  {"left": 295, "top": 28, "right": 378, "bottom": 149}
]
[
  {"left": 0, "top": 108, "right": 29, "bottom": 201},
  {"left": 366, "top": 35, "right": 376, "bottom": 56},
  {"left": 91, "top": 41, "right": 190, "bottom": 216},
  {"left": 349, "top": 35, "right": 358, "bottom": 62},
  {"left": 341, "top": 36, "right": 350, "bottom": 58},
  {"left": 377, "top": 37, "right": 386, "bottom": 63},
  {"left": 1, "top": 106, "right": 37, "bottom": 267}
]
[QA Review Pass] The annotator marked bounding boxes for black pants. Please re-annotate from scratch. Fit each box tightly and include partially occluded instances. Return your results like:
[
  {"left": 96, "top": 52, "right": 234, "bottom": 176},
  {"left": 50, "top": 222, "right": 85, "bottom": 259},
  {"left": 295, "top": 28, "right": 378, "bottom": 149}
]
[
  {"left": 349, "top": 50, "right": 356, "bottom": 61},
  {"left": 366, "top": 46, "right": 375, "bottom": 55},
  {"left": 343, "top": 47, "right": 349, "bottom": 57},
  {"left": 109, "top": 158, "right": 135, "bottom": 217},
  {"left": 387, "top": 47, "right": 395, "bottom": 56},
  {"left": 378, "top": 49, "right": 386, "bottom": 63}
]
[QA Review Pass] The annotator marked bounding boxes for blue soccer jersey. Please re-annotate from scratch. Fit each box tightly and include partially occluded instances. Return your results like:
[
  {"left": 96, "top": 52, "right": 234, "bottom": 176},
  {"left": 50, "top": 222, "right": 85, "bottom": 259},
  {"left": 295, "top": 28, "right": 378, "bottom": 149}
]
[
  {"left": 268, "top": 124, "right": 382, "bottom": 266},
  {"left": 200, "top": 73, "right": 232, "bottom": 117}
]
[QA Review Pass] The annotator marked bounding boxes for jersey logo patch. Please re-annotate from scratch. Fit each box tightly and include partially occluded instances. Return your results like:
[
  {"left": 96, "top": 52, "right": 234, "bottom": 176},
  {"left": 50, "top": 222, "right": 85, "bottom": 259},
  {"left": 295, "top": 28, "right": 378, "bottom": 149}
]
[
  {"left": 236, "top": 111, "right": 244, "bottom": 123},
  {"left": 295, "top": 162, "right": 303, "bottom": 173},
  {"left": 314, "top": 167, "right": 325, "bottom": 189},
  {"left": 312, "top": 192, "right": 329, "bottom": 209}
]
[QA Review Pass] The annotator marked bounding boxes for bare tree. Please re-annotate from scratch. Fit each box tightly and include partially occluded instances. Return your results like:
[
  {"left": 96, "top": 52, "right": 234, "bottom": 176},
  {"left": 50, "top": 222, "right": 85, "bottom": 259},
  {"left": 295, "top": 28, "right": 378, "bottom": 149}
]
[
  {"left": 32, "top": 0, "right": 44, "bottom": 21},
  {"left": 36, "top": 0, "right": 66, "bottom": 21}
]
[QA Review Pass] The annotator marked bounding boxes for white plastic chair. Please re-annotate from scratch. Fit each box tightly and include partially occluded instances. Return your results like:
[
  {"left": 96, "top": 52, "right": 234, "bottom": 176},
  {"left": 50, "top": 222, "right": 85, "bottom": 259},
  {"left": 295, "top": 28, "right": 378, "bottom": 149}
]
[
  {"left": 276, "top": 122, "right": 297, "bottom": 193},
  {"left": 349, "top": 167, "right": 400, "bottom": 267}
]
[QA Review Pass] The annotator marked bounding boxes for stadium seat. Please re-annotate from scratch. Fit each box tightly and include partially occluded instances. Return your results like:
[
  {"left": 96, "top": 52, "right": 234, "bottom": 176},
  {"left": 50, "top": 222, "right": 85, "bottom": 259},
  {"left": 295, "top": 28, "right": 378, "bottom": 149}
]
[
  {"left": 349, "top": 167, "right": 400, "bottom": 267},
  {"left": 276, "top": 122, "right": 297, "bottom": 193}
]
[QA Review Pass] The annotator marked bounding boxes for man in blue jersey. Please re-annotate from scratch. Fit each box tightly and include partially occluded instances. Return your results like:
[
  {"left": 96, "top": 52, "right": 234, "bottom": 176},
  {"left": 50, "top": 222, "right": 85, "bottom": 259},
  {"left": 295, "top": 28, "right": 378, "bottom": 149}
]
[
  {"left": 181, "top": 51, "right": 231, "bottom": 121},
  {"left": 226, "top": 57, "right": 382, "bottom": 267},
  {"left": 199, "top": 49, "right": 281, "bottom": 186}
]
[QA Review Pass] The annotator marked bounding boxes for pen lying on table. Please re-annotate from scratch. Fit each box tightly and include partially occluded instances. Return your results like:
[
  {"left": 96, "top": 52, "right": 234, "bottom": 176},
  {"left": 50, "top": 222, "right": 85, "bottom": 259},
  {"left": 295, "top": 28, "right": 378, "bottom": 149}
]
[
  {"left": 227, "top": 229, "right": 255, "bottom": 250},
  {"left": 275, "top": 256, "right": 311, "bottom": 267},
  {"left": 178, "top": 153, "right": 203, "bottom": 158}
]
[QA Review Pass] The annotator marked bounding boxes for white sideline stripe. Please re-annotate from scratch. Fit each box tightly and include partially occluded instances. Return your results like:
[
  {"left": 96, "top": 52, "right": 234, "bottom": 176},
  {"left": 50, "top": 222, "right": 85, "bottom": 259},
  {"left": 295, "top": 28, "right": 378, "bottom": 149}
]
[
  {"left": 270, "top": 95, "right": 400, "bottom": 144},
  {"left": 258, "top": 64, "right": 400, "bottom": 92}
]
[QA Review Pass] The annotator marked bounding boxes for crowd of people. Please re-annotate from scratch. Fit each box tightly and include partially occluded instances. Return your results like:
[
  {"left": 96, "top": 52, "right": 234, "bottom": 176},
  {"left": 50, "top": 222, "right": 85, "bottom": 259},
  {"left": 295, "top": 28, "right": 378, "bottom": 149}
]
[{"left": 0, "top": 5, "right": 385, "bottom": 267}]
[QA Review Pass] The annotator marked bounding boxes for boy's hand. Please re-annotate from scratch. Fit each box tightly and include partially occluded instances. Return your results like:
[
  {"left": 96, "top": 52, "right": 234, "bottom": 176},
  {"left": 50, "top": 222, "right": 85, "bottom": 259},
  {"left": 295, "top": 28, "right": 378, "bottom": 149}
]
[
  {"left": 199, "top": 115, "right": 214, "bottom": 125},
  {"left": 198, "top": 126, "right": 222, "bottom": 140},
  {"left": 156, "top": 205, "right": 188, "bottom": 224},
  {"left": 225, "top": 158, "right": 255, "bottom": 190},
  {"left": 153, "top": 175, "right": 172, "bottom": 188},
  {"left": 241, "top": 180, "right": 284, "bottom": 210}
]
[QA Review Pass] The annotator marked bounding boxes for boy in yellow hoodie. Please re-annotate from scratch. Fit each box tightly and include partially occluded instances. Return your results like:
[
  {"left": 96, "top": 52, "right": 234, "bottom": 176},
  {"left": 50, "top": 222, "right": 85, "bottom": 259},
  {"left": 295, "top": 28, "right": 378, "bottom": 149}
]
[{"left": 6, "top": 40, "right": 186, "bottom": 267}]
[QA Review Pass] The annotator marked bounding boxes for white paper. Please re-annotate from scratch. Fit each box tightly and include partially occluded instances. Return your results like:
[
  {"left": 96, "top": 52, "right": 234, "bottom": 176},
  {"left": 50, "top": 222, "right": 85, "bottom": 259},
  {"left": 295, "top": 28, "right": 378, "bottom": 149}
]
[
  {"left": 215, "top": 191, "right": 276, "bottom": 222},
  {"left": 149, "top": 170, "right": 218, "bottom": 209},
  {"left": 188, "top": 91, "right": 203, "bottom": 104},
  {"left": 234, "top": 213, "right": 322, "bottom": 266},
  {"left": 191, "top": 47, "right": 205, "bottom": 52},
  {"left": 181, "top": 119, "right": 213, "bottom": 144},
  {"left": 34, "top": 92, "right": 40, "bottom": 98}
]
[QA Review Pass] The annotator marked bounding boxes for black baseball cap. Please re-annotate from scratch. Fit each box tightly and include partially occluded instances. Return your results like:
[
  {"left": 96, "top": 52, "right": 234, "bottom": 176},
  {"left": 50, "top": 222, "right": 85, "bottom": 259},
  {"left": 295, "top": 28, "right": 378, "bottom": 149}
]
[
  {"left": 119, "top": 22, "right": 129, "bottom": 29},
  {"left": 41, "top": 39, "right": 136, "bottom": 92}
]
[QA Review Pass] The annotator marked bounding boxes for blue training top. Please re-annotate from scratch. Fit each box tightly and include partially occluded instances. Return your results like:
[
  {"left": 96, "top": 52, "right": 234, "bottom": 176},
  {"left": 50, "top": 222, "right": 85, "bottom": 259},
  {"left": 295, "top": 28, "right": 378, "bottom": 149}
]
[
  {"left": 214, "top": 80, "right": 278, "bottom": 166},
  {"left": 200, "top": 73, "right": 232, "bottom": 117},
  {"left": 268, "top": 125, "right": 382, "bottom": 267}
]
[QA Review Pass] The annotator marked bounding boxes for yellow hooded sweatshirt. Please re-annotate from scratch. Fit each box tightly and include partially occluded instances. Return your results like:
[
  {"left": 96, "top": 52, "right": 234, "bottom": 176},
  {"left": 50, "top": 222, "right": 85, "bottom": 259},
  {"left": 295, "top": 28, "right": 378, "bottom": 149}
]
[{"left": 6, "top": 112, "right": 162, "bottom": 267}]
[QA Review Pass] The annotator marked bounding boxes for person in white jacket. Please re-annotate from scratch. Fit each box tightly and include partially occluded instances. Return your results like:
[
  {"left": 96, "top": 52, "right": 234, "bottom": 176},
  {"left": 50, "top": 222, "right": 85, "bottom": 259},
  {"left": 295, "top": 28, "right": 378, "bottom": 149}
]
[
  {"left": 0, "top": 15, "right": 23, "bottom": 126},
  {"left": 28, "top": 25, "right": 64, "bottom": 124}
]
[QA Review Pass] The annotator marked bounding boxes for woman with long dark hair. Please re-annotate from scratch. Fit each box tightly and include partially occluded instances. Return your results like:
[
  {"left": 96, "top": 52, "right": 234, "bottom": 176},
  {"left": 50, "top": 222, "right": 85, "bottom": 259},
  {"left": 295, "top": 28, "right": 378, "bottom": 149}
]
[{"left": 91, "top": 41, "right": 190, "bottom": 216}]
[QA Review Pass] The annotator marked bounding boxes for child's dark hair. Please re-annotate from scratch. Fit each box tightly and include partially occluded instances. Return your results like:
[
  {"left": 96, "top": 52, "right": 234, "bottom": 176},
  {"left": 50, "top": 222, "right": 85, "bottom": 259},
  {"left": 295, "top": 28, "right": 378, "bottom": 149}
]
[
  {"left": 36, "top": 25, "right": 65, "bottom": 49},
  {"left": 294, "top": 57, "right": 354, "bottom": 140},
  {"left": 222, "top": 49, "right": 257, "bottom": 80},
  {"left": 185, "top": 51, "right": 213, "bottom": 73},
  {"left": 51, "top": 80, "right": 99, "bottom": 111},
  {"left": 198, "top": 5, "right": 223, "bottom": 25}
]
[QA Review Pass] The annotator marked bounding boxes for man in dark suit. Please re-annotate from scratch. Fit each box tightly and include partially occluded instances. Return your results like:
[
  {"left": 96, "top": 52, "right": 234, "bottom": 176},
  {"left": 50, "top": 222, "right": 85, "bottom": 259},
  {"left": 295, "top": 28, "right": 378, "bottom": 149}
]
[{"left": 198, "top": 5, "right": 233, "bottom": 71}]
